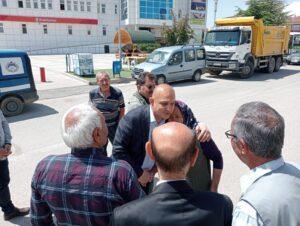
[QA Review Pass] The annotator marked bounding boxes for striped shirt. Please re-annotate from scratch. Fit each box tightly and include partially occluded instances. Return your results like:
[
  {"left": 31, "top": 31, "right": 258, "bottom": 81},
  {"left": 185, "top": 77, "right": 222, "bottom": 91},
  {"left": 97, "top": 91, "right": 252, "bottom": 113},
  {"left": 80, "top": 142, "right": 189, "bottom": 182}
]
[
  {"left": 30, "top": 147, "right": 145, "bottom": 226},
  {"left": 89, "top": 86, "right": 125, "bottom": 127}
]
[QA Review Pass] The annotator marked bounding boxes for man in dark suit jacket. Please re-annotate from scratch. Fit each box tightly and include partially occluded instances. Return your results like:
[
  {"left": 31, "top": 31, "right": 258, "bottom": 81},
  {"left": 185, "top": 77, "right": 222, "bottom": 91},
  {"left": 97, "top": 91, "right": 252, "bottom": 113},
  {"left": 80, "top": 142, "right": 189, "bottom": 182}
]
[
  {"left": 113, "top": 84, "right": 176, "bottom": 190},
  {"left": 111, "top": 122, "right": 233, "bottom": 226}
]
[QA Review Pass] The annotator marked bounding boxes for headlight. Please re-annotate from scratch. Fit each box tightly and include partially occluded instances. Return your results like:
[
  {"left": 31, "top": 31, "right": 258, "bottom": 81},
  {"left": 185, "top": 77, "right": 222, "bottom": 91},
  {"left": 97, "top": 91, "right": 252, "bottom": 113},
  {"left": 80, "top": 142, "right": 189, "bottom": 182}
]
[{"left": 231, "top": 54, "right": 239, "bottom": 60}]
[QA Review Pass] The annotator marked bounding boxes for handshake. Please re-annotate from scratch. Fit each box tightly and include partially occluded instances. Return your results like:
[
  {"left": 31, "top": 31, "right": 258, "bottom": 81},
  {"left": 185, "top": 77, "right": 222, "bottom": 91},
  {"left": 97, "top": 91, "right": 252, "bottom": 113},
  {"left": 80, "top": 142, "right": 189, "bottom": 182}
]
[
  {"left": 138, "top": 167, "right": 157, "bottom": 187},
  {"left": 0, "top": 144, "right": 12, "bottom": 159}
]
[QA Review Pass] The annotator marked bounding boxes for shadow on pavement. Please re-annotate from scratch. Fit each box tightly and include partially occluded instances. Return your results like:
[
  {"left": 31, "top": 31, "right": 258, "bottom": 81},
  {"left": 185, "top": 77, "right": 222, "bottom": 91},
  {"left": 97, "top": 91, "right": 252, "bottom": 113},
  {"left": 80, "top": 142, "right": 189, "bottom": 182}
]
[
  {"left": 7, "top": 103, "right": 58, "bottom": 123},
  {"left": 7, "top": 215, "right": 31, "bottom": 226},
  {"left": 207, "top": 68, "right": 300, "bottom": 82},
  {"left": 171, "top": 78, "right": 216, "bottom": 87}
]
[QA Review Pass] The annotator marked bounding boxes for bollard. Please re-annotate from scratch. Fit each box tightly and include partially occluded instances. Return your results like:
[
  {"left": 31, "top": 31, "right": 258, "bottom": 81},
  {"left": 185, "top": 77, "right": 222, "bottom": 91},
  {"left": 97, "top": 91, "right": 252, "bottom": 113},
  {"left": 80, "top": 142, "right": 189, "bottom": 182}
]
[{"left": 40, "top": 67, "right": 46, "bottom": 82}]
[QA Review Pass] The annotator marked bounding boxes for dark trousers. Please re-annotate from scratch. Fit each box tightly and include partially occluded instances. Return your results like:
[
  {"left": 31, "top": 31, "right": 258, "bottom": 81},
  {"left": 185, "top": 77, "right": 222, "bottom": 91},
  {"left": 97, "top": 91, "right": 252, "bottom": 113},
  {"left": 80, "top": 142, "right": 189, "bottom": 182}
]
[
  {"left": 103, "top": 124, "right": 118, "bottom": 156},
  {"left": 0, "top": 159, "right": 15, "bottom": 214}
]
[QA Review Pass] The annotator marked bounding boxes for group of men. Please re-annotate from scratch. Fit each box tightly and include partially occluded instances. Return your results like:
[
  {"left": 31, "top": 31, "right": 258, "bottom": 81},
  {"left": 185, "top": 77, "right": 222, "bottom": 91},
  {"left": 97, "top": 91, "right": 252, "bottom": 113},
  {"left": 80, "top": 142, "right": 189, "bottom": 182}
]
[{"left": 0, "top": 71, "right": 299, "bottom": 226}]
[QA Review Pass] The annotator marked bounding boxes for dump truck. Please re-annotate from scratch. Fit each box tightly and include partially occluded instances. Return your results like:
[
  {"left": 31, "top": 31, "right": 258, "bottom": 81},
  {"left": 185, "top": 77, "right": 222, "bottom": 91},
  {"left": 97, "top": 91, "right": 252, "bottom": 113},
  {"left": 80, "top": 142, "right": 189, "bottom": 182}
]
[{"left": 204, "top": 17, "right": 290, "bottom": 78}]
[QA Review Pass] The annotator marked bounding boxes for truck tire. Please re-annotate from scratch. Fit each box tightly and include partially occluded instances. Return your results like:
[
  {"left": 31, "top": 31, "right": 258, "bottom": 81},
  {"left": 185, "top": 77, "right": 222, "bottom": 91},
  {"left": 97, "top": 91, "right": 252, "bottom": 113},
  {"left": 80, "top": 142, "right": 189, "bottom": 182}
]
[
  {"left": 274, "top": 57, "right": 282, "bottom": 72},
  {"left": 267, "top": 57, "right": 275, "bottom": 73},
  {"left": 192, "top": 70, "right": 202, "bottom": 82},
  {"left": 240, "top": 61, "right": 254, "bottom": 79},
  {"left": 156, "top": 75, "right": 166, "bottom": 84},
  {"left": 0, "top": 96, "right": 24, "bottom": 117},
  {"left": 208, "top": 70, "right": 222, "bottom": 76}
]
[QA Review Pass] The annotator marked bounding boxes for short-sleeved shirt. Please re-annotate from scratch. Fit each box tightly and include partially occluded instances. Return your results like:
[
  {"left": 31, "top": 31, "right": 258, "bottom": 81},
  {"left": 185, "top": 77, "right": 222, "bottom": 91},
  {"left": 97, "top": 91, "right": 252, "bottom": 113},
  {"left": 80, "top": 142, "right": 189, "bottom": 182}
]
[{"left": 89, "top": 86, "right": 125, "bottom": 127}]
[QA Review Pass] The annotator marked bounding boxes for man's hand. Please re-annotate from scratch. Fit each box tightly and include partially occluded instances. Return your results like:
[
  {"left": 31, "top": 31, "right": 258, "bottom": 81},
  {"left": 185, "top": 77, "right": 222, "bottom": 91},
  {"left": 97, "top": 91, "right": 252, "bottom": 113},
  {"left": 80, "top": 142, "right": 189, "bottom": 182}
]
[
  {"left": 4, "top": 144, "right": 11, "bottom": 152},
  {"left": 195, "top": 123, "right": 211, "bottom": 142},
  {"left": 0, "top": 149, "right": 12, "bottom": 158},
  {"left": 138, "top": 170, "right": 152, "bottom": 187}
]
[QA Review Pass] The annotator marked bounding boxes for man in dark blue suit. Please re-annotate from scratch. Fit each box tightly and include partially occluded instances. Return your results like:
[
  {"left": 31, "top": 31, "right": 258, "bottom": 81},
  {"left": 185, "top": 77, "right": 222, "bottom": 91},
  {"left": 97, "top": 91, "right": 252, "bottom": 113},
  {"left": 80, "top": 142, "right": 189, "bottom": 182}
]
[
  {"left": 113, "top": 84, "right": 175, "bottom": 191},
  {"left": 110, "top": 122, "right": 233, "bottom": 226}
]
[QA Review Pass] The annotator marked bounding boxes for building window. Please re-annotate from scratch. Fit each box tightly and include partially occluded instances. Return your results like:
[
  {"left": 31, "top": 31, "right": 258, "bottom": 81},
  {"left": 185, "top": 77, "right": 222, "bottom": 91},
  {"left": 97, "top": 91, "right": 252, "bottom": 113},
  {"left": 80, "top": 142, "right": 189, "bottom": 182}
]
[
  {"left": 67, "top": 0, "right": 71, "bottom": 10},
  {"left": 60, "top": 0, "right": 65, "bottom": 10},
  {"left": 1, "top": 0, "right": 7, "bottom": 7},
  {"left": 0, "top": 23, "right": 4, "bottom": 33},
  {"left": 121, "top": 0, "right": 127, "bottom": 20},
  {"left": 22, "top": 24, "right": 27, "bottom": 34},
  {"left": 140, "top": 0, "right": 173, "bottom": 20},
  {"left": 102, "top": 26, "right": 106, "bottom": 36},
  {"left": 73, "top": 0, "right": 78, "bottom": 11},
  {"left": 101, "top": 4, "right": 105, "bottom": 13},
  {"left": 41, "top": 0, "right": 46, "bottom": 9},
  {"left": 48, "top": 0, "right": 52, "bottom": 9},
  {"left": 87, "top": 1, "right": 91, "bottom": 12},
  {"left": 97, "top": 2, "right": 100, "bottom": 13},
  {"left": 178, "top": 9, "right": 182, "bottom": 19},
  {"left": 43, "top": 24, "right": 48, "bottom": 34},
  {"left": 33, "top": 0, "right": 38, "bottom": 8},
  {"left": 68, "top": 25, "right": 72, "bottom": 35},
  {"left": 80, "top": 1, "right": 84, "bottom": 11},
  {"left": 25, "top": 0, "right": 31, "bottom": 8},
  {"left": 87, "top": 29, "right": 91, "bottom": 35},
  {"left": 115, "top": 4, "right": 117, "bottom": 14},
  {"left": 18, "top": 0, "right": 24, "bottom": 8}
]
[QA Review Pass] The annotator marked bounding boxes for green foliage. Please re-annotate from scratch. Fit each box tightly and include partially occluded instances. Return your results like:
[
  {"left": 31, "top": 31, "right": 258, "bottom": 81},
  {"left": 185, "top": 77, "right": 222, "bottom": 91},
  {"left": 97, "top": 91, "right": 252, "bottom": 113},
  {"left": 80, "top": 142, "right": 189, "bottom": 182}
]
[
  {"left": 162, "top": 12, "right": 194, "bottom": 46},
  {"left": 235, "top": 0, "right": 290, "bottom": 25},
  {"left": 137, "top": 43, "right": 161, "bottom": 53}
]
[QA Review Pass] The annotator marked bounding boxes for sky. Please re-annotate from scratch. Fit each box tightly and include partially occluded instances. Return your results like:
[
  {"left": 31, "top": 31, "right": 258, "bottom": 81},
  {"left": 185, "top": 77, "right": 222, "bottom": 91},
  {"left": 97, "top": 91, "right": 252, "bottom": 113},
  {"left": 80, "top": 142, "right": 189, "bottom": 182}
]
[{"left": 206, "top": 0, "right": 300, "bottom": 27}]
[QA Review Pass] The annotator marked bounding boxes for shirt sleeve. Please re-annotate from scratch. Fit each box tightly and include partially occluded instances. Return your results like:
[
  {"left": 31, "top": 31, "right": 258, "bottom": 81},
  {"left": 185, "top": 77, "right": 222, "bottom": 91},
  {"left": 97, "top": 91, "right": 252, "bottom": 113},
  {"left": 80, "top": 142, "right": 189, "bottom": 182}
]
[
  {"left": 232, "top": 200, "right": 264, "bottom": 226},
  {"left": 0, "top": 110, "right": 12, "bottom": 144},
  {"left": 199, "top": 139, "right": 223, "bottom": 169},
  {"left": 30, "top": 160, "right": 55, "bottom": 226},
  {"left": 118, "top": 91, "right": 125, "bottom": 109}
]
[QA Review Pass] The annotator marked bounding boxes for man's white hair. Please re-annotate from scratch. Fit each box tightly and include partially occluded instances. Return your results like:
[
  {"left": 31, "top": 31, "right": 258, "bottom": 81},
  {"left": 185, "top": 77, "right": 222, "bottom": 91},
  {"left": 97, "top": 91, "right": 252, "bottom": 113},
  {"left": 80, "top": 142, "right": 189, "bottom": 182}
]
[{"left": 61, "top": 103, "right": 102, "bottom": 148}]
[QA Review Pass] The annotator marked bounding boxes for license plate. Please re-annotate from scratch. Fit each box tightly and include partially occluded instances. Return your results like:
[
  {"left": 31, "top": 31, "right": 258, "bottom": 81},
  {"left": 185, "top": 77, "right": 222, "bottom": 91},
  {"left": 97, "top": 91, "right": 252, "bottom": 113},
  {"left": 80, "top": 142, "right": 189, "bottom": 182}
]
[
  {"left": 213, "top": 62, "right": 221, "bottom": 66},
  {"left": 291, "top": 59, "right": 298, "bottom": 63}
]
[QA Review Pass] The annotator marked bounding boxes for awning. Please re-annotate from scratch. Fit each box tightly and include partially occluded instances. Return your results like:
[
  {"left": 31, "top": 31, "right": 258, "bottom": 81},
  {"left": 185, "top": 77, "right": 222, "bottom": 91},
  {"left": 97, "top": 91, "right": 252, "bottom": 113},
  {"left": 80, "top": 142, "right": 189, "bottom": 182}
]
[{"left": 114, "top": 29, "right": 156, "bottom": 45}]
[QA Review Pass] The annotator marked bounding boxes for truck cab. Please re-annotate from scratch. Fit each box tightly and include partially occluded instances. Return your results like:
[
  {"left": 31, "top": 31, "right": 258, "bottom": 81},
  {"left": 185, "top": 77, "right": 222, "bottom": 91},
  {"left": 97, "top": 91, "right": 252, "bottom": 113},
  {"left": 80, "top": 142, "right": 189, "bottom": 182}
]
[{"left": 0, "top": 50, "right": 39, "bottom": 116}]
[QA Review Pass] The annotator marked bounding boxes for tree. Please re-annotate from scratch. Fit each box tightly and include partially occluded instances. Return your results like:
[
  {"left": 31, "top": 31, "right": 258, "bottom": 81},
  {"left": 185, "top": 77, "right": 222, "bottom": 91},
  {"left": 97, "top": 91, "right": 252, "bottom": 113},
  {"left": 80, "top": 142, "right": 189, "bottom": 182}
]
[
  {"left": 235, "top": 0, "right": 290, "bottom": 25},
  {"left": 162, "top": 12, "right": 194, "bottom": 46}
]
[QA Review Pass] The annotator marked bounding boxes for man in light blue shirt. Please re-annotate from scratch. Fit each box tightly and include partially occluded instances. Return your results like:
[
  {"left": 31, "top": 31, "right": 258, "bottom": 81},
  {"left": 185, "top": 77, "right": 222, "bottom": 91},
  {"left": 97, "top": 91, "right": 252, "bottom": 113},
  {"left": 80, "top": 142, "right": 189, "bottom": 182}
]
[{"left": 226, "top": 102, "right": 300, "bottom": 226}]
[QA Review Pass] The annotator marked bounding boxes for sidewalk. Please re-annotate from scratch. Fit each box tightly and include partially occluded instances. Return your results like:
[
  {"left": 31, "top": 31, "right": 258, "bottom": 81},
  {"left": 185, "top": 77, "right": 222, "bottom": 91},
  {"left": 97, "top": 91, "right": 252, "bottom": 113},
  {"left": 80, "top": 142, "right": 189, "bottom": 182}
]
[{"left": 29, "top": 54, "right": 132, "bottom": 92}]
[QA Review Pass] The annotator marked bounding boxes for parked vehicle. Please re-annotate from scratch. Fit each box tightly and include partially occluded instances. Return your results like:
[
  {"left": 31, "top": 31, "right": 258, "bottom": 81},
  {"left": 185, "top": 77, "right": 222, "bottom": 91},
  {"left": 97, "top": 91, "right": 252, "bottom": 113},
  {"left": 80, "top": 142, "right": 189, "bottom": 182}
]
[
  {"left": 286, "top": 32, "right": 300, "bottom": 65},
  {"left": 286, "top": 49, "right": 300, "bottom": 65},
  {"left": 131, "top": 45, "right": 205, "bottom": 84},
  {"left": 204, "top": 17, "right": 290, "bottom": 78},
  {"left": 0, "top": 50, "right": 38, "bottom": 116}
]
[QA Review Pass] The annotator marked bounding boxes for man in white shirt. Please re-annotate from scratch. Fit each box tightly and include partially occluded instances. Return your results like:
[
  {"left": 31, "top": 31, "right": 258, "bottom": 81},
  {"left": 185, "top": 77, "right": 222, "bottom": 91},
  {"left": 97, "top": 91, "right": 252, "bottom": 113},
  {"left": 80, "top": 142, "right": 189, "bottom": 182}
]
[{"left": 226, "top": 101, "right": 300, "bottom": 226}]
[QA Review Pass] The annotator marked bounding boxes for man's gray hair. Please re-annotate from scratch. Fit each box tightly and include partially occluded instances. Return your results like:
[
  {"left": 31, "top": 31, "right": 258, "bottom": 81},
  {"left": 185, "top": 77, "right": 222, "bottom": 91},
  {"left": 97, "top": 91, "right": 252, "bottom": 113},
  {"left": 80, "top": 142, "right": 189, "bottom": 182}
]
[
  {"left": 96, "top": 71, "right": 110, "bottom": 81},
  {"left": 61, "top": 103, "right": 102, "bottom": 148},
  {"left": 232, "top": 101, "right": 284, "bottom": 159}
]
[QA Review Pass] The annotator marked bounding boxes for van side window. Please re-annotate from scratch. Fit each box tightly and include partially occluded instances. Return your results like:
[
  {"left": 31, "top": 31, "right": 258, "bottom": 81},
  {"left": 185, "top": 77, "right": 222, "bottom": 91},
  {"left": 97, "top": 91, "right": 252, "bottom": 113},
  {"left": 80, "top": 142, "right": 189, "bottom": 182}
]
[
  {"left": 196, "top": 49, "right": 204, "bottom": 60},
  {"left": 169, "top": 51, "right": 183, "bottom": 65},
  {"left": 185, "top": 49, "right": 195, "bottom": 62}
]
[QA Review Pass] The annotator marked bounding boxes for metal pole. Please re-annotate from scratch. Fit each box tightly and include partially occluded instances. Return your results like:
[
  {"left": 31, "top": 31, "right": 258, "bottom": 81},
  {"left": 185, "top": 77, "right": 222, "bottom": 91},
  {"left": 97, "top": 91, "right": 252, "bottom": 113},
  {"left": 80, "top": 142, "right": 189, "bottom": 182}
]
[
  {"left": 214, "top": 0, "right": 218, "bottom": 27},
  {"left": 118, "top": 0, "right": 122, "bottom": 62}
]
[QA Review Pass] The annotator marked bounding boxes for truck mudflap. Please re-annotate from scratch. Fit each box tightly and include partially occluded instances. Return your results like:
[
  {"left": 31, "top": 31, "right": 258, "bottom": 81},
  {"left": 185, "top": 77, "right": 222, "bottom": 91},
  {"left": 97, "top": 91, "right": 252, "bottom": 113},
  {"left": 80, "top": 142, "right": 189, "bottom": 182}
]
[{"left": 206, "top": 60, "right": 244, "bottom": 72}]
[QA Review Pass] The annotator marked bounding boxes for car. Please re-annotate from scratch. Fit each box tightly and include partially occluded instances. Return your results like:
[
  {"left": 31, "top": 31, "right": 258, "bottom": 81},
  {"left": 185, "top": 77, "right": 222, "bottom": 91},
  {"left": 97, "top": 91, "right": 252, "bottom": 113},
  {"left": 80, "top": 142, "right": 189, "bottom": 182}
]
[
  {"left": 131, "top": 45, "right": 205, "bottom": 84},
  {"left": 286, "top": 49, "right": 300, "bottom": 65}
]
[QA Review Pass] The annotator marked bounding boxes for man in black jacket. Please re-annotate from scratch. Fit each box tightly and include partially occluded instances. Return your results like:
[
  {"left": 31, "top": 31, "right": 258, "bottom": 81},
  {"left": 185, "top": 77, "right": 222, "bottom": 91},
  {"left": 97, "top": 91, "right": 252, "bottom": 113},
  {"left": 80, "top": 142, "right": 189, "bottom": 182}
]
[{"left": 111, "top": 122, "right": 233, "bottom": 226}]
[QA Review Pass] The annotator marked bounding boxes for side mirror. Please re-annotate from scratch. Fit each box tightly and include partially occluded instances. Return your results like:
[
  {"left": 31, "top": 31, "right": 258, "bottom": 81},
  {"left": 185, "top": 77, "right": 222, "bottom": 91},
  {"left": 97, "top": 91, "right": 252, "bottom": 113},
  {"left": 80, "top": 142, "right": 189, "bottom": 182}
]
[{"left": 247, "top": 39, "right": 251, "bottom": 44}]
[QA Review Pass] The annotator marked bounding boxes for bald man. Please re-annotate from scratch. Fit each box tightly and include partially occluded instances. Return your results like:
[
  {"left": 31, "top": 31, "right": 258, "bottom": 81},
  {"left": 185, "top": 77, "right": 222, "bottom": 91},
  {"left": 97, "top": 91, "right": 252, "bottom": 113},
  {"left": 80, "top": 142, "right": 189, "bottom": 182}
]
[
  {"left": 113, "top": 84, "right": 175, "bottom": 193},
  {"left": 111, "top": 122, "right": 233, "bottom": 226}
]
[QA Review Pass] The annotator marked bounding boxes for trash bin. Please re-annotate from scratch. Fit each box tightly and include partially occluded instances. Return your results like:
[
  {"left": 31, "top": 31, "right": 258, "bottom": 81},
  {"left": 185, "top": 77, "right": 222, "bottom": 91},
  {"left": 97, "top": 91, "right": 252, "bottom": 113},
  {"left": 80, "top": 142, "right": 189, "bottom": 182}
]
[
  {"left": 71, "top": 53, "right": 94, "bottom": 76},
  {"left": 112, "top": 60, "right": 122, "bottom": 76}
]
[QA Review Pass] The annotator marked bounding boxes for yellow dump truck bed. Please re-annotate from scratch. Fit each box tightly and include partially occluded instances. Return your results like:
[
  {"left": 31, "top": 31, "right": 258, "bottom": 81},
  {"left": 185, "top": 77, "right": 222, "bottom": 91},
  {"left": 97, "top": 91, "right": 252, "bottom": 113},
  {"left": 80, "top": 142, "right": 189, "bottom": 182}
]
[{"left": 215, "top": 17, "right": 290, "bottom": 57}]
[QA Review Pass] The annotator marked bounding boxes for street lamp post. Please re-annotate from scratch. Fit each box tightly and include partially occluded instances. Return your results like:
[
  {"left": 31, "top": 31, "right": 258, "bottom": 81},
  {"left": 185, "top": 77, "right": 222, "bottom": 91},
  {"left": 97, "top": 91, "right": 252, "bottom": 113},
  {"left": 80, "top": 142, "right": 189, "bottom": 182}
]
[
  {"left": 118, "top": 0, "right": 122, "bottom": 61},
  {"left": 214, "top": 0, "right": 218, "bottom": 26}
]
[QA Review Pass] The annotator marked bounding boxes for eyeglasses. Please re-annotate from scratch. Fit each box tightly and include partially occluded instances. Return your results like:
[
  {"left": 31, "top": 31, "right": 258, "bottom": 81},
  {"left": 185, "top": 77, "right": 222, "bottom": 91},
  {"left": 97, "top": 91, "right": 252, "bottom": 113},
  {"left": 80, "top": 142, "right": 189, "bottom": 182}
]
[
  {"left": 225, "top": 130, "right": 237, "bottom": 139},
  {"left": 145, "top": 85, "right": 155, "bottom": 90}
]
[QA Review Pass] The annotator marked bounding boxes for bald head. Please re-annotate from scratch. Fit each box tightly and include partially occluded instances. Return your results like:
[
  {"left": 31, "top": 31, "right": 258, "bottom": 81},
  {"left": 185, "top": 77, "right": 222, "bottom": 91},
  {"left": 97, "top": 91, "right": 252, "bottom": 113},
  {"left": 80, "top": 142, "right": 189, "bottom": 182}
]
[
  {"left": 150, "top": 84, "right": 175, "bottom": 121},
  {"left": 151, "top": 122, "right": 196, "bottom": 173}
]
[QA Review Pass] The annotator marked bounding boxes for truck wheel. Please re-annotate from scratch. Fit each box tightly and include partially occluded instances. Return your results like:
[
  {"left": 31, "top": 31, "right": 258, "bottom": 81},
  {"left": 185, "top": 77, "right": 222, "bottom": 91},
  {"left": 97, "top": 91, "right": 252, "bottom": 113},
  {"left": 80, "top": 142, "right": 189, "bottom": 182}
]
[
  {"left": 156, "top": 75, "right": 166, "bottom": 85},
  {"left": 267, "top": 57, "right": 275, "bottom": 73},
  {"left": 274, "top": 57, "right": 282, "bottom": 72},
  {"left": 192, "top": 70, "right": 202, "bottom": 82},
  {"left": 240, "top": 61, "right": 254, "bottom": 79},
  {"left": 208, "top": 70, "right": 222, "bottom": 76},
  {"left": 0, "top": 96, "right": 24, "bottom": 117}
]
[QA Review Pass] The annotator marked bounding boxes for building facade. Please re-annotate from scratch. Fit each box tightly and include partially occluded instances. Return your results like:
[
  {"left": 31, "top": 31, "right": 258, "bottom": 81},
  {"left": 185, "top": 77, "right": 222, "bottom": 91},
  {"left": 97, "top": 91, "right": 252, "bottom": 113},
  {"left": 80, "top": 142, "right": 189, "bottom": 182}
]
[{"left": 0, "top": 0, "right": 207, "bottom": 54}]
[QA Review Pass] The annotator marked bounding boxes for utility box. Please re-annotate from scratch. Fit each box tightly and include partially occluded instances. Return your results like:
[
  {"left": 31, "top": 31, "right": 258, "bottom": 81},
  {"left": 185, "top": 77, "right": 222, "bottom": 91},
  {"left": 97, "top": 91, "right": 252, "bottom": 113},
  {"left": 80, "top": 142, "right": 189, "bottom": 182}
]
[
  {"left": 112, "top": 60, "right": 122, "bottom": 76},
  {"left": 71, "top": 53, "right": 94, "bottom": 76}
]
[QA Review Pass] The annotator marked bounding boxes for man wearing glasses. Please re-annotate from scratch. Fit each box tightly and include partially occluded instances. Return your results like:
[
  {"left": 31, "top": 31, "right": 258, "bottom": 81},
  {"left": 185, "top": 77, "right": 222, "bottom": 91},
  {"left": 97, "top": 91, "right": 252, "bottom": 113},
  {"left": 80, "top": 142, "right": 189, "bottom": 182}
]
[
  {"left": 226, "top": 101, "right": 300, "bottom": 226},
  {"left": 127, "top": 72, "right": 156, "bottom": 112}
]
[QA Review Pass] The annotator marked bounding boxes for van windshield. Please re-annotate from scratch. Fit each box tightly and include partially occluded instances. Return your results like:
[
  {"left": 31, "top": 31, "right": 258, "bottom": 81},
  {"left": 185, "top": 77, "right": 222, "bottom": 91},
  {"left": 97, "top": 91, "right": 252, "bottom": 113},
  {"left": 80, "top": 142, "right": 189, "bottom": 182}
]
[
  {"left": 205, "top": 30, "right": 240, "bottom": 46},
  {"left": 146, "top": 51, "right": 170, "bottom": 64}
]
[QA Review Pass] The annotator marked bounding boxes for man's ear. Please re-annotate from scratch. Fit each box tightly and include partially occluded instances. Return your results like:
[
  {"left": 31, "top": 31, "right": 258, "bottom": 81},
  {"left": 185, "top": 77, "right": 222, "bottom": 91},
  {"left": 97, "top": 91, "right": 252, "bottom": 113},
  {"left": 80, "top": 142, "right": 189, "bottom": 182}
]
[
  {"left": 146, "top": 141, "right": 155, "bottom": 160},
  {"left": 191, "top": 147, "right": 199, "bottom": 167},
  {"left": 92, "top": 128, "right": 99, "bottom": 144},
  {"left": 149, "top": 97, "right": 154, "bottom": 105},
  {"left": 236, "top": 138, "right": 249, "bottom": 155}
]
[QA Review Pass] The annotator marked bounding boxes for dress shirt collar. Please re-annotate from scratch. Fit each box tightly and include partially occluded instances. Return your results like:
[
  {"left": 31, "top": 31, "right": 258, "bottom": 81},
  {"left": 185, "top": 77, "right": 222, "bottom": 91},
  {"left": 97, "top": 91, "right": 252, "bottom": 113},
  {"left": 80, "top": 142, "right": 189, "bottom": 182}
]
[
  {"left": 156, "top": 179, "right": 187, "bottom": 186},
  {"left": 240, "top": 157, "right": 284, "bottom": 195},
  {"left": 150, "top": 106, "right": 165, "bottom": 125},
  {"left": 71, "top": 147, "right": 106, "bottom": 158}
]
